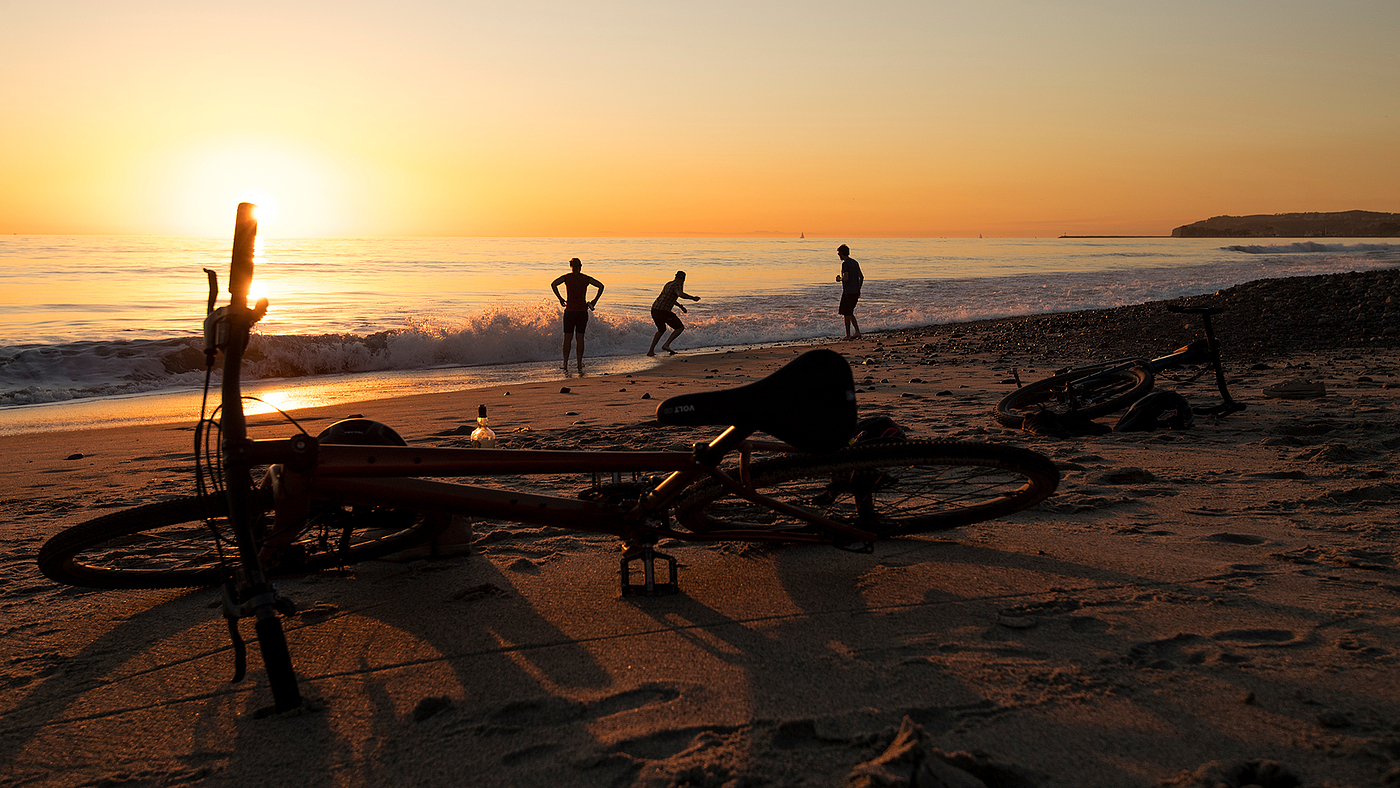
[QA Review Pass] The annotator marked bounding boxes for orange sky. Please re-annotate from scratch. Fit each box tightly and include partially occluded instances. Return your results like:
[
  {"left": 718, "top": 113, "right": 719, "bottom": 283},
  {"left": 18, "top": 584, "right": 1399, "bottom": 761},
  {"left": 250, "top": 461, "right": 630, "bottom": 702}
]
[{"left": 3, "top": 1, "right": 1398, "bottom": 238}]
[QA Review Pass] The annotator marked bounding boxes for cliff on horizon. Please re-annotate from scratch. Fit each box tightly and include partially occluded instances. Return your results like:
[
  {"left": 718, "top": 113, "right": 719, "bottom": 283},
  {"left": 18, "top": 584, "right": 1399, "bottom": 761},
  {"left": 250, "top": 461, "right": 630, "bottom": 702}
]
[{"left": 1171, "top": 210, "right": 1400, "bottom": 238}]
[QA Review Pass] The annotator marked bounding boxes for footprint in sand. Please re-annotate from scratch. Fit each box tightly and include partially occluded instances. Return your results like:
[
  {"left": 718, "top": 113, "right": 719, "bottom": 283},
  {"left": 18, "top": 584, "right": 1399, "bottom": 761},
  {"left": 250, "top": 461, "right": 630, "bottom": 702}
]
[
  {"left": 1334, "top": 633, "right": 1390, "bottom": 659},
  {"left": 1272, "top": 544, "right": 1393, "bottom": 571},
  {"left": 612, "top": 725, "right": 732, "bottom": 761},
  {"left": 1334, "top": 548, "right": 1395, "bottom": 570},
  {"left": 450, "top": 582, "right": 508, "bottom": 602},
  {"left": 588, "top": 685, "right": 684, "bottom": 719},
  {"left": 1210, "top": 628, "right": 1306, "bottom": 648},
  {"left": 500, "top": 743, "right": 562, "bottom": 765},
  {"left": 1245, "top": 469, "right": 1310, "bottom": 480},
  {"left": 1295, "top": 442, "right": 1368, "bottom": 463},
  {"left": 1067, "top": 616, "right": 1111, "bottom": 634},
  {"left": 484, "top": 683, "right": 686, "bottom": 734},
  {"left": 1225, "top": 563, "right": 1274, "bottom": 578},
  {"left": 1126, "top": 633, "right": 1251, "bottom": 668}
]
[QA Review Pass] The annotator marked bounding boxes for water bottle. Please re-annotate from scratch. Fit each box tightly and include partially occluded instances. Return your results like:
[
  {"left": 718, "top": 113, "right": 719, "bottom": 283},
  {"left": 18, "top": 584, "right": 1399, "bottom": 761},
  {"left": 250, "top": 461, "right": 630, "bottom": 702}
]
[{"left": 471, "top": 404, "right": 496, "bottom": 448}]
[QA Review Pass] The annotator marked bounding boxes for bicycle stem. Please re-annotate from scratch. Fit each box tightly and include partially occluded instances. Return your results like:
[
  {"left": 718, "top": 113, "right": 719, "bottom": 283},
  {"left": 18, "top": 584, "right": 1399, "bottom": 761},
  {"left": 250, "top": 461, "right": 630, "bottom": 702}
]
[{"left": 640, "top": 425, "right": 753, "bottom": 510}]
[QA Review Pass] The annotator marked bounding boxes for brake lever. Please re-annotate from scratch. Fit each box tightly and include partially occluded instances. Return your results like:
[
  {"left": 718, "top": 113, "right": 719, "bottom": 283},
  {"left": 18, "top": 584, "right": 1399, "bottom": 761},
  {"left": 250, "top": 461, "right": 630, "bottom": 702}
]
[
  {"left": 221, "top": 580, "right": 248, "bottom": 684},
  {"left": 204, "top": 269, "right": 219, "bottom": 315}
]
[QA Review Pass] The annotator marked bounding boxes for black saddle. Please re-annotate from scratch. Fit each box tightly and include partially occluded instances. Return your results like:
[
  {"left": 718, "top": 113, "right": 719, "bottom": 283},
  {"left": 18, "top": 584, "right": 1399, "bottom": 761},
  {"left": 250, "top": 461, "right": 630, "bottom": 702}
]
[
  {"left": 655, "top": 349, "right": 857, "bottom": 453},
  {"left": 1167, "top": 304, "right": 1224, "bottom": 316}
]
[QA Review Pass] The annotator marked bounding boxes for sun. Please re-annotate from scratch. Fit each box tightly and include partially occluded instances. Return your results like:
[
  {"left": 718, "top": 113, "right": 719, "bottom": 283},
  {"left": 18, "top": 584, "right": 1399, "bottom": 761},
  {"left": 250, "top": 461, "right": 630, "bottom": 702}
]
[
  {"left": 241, "top": 194, "right": 280, "bottom": 225},
  {"left": 153, "top": 138, "right": 348, "bottom": 237}
]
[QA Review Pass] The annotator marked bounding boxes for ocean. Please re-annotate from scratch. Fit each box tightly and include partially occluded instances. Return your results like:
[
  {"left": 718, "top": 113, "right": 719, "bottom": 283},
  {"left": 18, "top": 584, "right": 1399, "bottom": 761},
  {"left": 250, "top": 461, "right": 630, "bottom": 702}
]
[{"left": 3, "top": 236, "right": 1398, "bottom": 435}]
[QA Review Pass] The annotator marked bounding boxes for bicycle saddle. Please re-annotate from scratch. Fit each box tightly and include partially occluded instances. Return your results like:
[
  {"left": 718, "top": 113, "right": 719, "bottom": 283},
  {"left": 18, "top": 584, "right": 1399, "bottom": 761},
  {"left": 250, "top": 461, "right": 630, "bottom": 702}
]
[
  {"left": 1167, "top": 304, "right": 1224, "bottom": 315},
  {"left": 655, "top": 348, "right": 857, "bottom": 453}
]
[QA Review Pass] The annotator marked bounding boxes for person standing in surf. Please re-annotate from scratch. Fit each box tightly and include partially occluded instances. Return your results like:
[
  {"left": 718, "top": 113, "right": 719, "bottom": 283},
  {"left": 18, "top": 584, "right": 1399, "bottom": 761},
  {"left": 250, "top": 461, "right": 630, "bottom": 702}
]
[
  {"left": 836, "top": 244, "right": 863, "bottom": 339},
  {"left": 647, "top": 270, "right": 700, "bottom": 356},
  {"left": 550, "top": 257, "right": 605, "bottom": 372}
]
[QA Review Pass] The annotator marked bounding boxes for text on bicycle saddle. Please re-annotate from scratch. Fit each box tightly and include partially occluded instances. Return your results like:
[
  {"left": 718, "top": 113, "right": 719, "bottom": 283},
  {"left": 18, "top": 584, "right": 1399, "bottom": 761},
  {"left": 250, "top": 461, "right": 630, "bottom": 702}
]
[{"left": 655, "top": 348, "right": 857, "bottom": 454}]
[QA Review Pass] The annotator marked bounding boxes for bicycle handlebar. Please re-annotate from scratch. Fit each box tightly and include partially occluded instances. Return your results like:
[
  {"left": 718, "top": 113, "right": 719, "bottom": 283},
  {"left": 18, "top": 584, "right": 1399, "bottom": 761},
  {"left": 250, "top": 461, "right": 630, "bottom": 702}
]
[{"left": 229, "top": 203, "right": 257, "bottom": 309}]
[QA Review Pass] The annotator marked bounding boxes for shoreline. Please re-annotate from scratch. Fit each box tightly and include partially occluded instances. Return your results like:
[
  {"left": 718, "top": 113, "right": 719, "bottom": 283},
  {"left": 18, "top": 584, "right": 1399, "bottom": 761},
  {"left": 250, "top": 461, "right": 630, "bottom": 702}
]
[
  {"left": 4, "top": 268, "right": 1400, "bottom": 786},
  {"left": 4, "top": 265, "right": 1398, "bottom": 438}
]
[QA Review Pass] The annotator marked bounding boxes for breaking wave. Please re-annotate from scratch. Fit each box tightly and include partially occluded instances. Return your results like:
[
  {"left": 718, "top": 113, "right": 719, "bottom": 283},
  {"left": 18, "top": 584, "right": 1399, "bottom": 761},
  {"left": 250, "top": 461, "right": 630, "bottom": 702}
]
[{"left": 1226, "top": 242, "right": 1400, "bottom": 255}]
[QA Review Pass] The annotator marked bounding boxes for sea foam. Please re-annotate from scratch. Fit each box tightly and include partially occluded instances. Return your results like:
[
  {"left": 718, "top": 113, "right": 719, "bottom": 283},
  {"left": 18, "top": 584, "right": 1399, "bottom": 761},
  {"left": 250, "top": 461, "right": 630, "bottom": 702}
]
[{"left": 4, "top": 235, "right": 1399, "bottom": 419}]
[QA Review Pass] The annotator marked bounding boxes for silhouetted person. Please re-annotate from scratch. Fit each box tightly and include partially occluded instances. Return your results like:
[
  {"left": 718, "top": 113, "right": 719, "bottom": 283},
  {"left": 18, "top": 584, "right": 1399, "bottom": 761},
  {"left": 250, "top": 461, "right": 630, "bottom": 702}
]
[
  {"left": 550, "top": 257, "right": 604, "bottom": 371},
  {"left": 647, "top": 270, "right": 700, "bottom": 356},
  {"left": 836, "top": 244, "right": 863, "bottom": 339}
]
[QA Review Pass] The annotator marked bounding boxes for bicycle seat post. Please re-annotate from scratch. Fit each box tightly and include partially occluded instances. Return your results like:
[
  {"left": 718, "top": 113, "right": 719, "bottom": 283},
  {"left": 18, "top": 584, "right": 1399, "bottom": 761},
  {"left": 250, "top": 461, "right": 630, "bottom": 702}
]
[
  {"left": 1198, "top": 310, "right": 1218, "bottom": 348},
  {"left": 1195, "top": 308, "right": 1244, "bottom": 416}
]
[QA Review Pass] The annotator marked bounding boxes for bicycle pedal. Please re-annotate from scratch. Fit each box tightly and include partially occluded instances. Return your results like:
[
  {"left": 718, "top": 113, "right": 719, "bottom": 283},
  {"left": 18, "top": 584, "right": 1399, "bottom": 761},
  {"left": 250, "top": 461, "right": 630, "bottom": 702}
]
[{"left": 619, "top": 546, "right": 679, "bottom": 596}]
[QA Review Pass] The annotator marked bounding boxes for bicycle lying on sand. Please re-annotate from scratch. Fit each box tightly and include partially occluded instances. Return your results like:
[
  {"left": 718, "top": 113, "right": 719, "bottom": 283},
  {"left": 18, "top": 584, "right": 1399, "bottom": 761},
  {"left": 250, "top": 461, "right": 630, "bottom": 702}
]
[
  {"left": 38, "top": 204, "right": 1060, "bottom": 713},
  {"left": 993, "top": 304, "right": 1247, "bottom": 429}
]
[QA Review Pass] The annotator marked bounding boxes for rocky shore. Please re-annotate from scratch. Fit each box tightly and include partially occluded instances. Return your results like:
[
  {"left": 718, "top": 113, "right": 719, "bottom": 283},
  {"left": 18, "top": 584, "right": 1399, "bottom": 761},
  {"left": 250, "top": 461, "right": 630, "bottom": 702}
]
[{"left": 890, "top": 267, "right": 1400, "bottom": 366}]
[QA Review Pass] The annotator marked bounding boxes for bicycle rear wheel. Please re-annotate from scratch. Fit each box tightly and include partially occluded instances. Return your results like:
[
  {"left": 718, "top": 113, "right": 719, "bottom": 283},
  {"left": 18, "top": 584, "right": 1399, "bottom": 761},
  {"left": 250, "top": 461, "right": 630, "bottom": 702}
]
[
  {"left": 995, "top": 362, "right": 1152, "bottom": 428},
  {"left": 38, "top": 496, "right": 446, "bottom": 589},
  {"left": 673, "top": 440, "right": 1060, "bottom": 537}
]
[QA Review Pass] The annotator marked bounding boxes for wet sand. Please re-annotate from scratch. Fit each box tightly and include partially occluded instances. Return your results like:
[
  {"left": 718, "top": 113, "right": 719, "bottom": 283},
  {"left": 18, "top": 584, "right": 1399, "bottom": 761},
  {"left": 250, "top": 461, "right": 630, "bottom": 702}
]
[{"left": 3, "top": 271, "right": 1399, "bottom": 788}]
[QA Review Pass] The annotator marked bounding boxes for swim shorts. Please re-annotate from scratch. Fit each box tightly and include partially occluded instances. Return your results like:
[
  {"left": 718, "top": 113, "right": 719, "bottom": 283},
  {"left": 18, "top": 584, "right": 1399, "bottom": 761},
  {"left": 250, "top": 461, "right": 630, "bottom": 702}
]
[
  {"left": 651, "top": 308, "right": 683, "bottom": 331},
  {"left": 563, "top": 310, "right": 589, "bottom": 334},
  {"left": 838, "top": 292, "right": 860, "bottom": 316}
]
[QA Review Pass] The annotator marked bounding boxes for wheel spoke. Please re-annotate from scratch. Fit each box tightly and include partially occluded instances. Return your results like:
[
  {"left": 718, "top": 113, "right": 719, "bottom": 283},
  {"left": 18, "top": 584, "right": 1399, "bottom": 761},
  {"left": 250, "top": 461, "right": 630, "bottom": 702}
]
[
  {"left": 40, "top": 496, "right": 445, "bottom": 589},
  {"left": 676, "top": 441, "right": 1059, "bottom": 538}
]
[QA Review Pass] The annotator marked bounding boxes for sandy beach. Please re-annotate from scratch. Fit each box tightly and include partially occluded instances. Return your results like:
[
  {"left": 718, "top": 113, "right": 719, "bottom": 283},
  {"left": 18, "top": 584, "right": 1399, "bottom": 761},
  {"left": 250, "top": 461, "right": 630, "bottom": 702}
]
[{"left": 4, "top": 271, "right": 1400, "bottom": 788}]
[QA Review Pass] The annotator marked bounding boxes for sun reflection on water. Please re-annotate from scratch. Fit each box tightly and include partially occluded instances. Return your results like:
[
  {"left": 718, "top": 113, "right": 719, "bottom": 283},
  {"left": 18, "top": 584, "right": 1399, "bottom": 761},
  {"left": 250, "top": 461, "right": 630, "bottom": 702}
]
[{"left": 244, "top": 389, "right": 310, "bottom": 416}]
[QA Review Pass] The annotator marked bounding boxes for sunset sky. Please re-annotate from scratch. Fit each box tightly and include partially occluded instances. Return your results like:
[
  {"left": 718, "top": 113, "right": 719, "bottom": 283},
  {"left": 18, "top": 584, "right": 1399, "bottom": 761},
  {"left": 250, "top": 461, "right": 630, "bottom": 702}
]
[{"left": 3, "top": 1, "right": 1398, "bottom": 238}]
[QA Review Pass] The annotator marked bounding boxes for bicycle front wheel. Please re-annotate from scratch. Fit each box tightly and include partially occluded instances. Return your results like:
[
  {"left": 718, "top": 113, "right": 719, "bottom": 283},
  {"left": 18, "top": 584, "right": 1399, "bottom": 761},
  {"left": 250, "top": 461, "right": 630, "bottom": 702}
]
[
  {"left": 673, "top": 440, "right": 1060, "bottom": 538},
  {"left": 995, "top": 362, "right": 1152, "bottom": 428},
  {"left": 38, "top": 496, "right": 446, "bottom": 589}
]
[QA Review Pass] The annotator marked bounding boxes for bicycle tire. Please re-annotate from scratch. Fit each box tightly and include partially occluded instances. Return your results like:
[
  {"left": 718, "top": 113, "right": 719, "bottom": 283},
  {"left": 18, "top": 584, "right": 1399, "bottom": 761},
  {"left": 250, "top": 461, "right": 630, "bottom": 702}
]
[
  {"left": 38, "top": 496, "right": 446, "bottom": 590},
  {"left": 673, "top": 439, "right": 1060, "bottom": 537},
  {"left": 995, "top": 362, "right": 1153, "bottom": 428}
]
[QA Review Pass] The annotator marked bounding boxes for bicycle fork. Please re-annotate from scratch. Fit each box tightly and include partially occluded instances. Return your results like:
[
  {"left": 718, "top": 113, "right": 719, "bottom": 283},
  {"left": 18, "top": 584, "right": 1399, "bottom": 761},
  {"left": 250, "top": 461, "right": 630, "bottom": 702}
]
[
  {"left": 220, "top": 435, "right": 305, "bottom": 715},
  {"left": 207, "top": 274, "right": 305, "bottom": 713}
]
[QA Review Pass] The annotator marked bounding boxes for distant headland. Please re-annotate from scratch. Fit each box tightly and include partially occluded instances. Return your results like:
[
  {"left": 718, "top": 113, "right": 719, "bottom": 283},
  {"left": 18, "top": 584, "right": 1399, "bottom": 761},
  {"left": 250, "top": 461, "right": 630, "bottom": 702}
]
[{"left": 1171, "top": 210, "right": 1400, "bottom": 238}]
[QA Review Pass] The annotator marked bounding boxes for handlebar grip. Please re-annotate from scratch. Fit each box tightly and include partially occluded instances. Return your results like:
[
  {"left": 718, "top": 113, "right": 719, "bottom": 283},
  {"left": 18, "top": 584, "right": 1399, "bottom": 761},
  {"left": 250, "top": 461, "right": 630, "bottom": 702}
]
[{"left": 229, "top": 203, "right": 257, "bottom": 308}]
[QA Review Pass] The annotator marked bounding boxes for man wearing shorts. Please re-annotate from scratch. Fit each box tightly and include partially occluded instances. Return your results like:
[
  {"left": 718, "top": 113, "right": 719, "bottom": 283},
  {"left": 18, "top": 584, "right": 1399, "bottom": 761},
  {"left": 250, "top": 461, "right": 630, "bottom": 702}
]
[
  {"left": 647, "top": 270, "right": 700, "bottom": 356},
  {"left": 836, "top": 244, "right": 863, "bottom": 339},
  {"left": 550, "top": 258, "right": 604, "bottom": 371}
]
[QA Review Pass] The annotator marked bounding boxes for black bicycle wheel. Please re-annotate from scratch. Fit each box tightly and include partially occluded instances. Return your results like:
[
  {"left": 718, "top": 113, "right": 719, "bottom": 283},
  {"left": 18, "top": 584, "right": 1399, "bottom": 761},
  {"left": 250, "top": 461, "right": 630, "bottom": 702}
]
[
  {"left": 673, "top": 440, "right": 1060, "bottom": 538},
  {"left": 38, "top": 496, "right": 446, "bottom": 590},
  {"left": 995, "top": 362, "right": 1153, "bottom": 428}
]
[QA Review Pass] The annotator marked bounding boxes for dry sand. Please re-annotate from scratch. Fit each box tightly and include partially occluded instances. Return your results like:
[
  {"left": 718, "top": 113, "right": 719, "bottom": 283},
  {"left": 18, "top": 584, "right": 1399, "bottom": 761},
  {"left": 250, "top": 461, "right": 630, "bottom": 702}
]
[{"left": 4, "top": 285, "right": 1400, "bottom": 787}]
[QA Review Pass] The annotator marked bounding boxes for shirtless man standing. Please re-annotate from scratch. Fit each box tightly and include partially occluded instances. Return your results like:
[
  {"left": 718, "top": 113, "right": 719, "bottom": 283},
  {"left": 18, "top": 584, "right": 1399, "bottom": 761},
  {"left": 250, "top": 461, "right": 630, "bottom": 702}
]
[
  {"left": 836, "top": 244, "right": 863, "bottom": 339},
  {"left": 550, "top": 258, "right": 604, "bottom": 371},
  {"left": 647, "top": 270, "right": 700, "bottom": 356}
]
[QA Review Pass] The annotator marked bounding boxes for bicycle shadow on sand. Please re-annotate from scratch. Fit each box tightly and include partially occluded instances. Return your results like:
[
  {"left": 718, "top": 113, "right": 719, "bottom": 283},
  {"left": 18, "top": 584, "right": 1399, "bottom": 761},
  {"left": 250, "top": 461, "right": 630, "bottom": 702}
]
[
  {"left": 0, "top": 578, "right": 361, "bottom": 786},
  {"left": 0, "top": 550, "right": 615, "bottom": 786}
]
